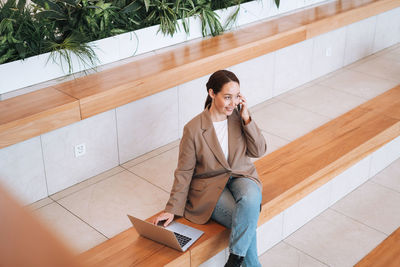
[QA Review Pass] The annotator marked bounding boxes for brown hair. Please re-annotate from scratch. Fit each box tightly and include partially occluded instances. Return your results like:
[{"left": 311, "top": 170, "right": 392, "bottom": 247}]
[{"left": 204, "top": 70, "right": 240, "bottom": 109}]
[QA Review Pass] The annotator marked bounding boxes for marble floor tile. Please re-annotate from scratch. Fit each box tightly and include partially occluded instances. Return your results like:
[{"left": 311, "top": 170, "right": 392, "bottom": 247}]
[
  {"left": 34, "top": 202, "right": 107, "bottom": 254},
  {"left": 252, "top": 101, "right": 331, "bottom": 141},
  {"left": 259, "top": 242, "right": 328, "bottom": 267},
  {"left": 284, "top": 209, "right": 387, "bottom": 267},
  {"left": 249, "top": 97, "right": 280, "bottom": 114},
  {"left": 274, "top": 68, "right": 346, "bottom": 101},
  {"left": 128, "top": 146, "right": 179, "bottom": 193},
  {"left": 318, "top": 69, "right": 398, "bottom": 100},
  {"left": 379, "top": 46, "right": 400, "bottom": 62},
  {"left": 349, "top": 56, "right": 400, "bottom": 83},
  {"left": 251, "top": 130, "right": 290, "bottom": 163},
  {"left": 344, "top": 53, "right": 377, "bottom": 69},
  {"left": 279, "top": 84, "right": 366, "bottom": 118},
  {"left": 258, "top": 131, "right": 290, "bottom": 159},
  {"left": 121, "top": 139, "right": 180, "bottom": 169},
  {"left": 273, "top": 81, "right": 315, "bottom": 101},
  {"left": 50, "top": 166, "right": 125, "bottom": 201},
  {"left": 27, "top": 197, "right": 54, "bottom": 211},
  {"left": 58, "top": 170, "right": 169, "bottom": 238},
  {"left": 331, "top": 181, "right": 400, "bottom": 235},
  {"left": 372, "top": 42, "right": 400, "bottom": 58},
  {"left": 371, "top": 158, "right": 400, "bottom": 193}
]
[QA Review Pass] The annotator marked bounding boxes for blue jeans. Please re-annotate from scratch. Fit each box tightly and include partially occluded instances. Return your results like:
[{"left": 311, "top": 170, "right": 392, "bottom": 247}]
[{"left": 211, "top": 177, "right": 262, "bottom": 267}]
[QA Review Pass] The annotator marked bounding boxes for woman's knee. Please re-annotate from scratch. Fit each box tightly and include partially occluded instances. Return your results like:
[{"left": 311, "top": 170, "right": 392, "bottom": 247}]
[{"left": 236, "top": 193, "right": 261, "bottom": 210}]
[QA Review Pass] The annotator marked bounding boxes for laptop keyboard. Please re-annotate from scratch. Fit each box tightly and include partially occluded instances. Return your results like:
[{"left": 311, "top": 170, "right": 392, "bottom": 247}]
[{"left": 174, "top": 232, "right": 192, "bottom": 247}]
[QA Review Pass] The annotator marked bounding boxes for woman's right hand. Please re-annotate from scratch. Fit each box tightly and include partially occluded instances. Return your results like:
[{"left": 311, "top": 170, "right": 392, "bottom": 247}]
[{"left": 152, "top": 212, "right": 174, "bottom": 227}]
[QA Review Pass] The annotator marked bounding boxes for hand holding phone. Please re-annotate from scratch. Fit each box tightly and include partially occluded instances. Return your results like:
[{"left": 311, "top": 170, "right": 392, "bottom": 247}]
[{"left": 238, "top": 93, "right": 250, "bottom": 125}]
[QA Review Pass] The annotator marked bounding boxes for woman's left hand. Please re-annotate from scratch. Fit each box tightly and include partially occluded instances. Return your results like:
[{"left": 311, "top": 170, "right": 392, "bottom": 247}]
[{"left": 239, "top": 94, "right": 251, "bottom": 125}]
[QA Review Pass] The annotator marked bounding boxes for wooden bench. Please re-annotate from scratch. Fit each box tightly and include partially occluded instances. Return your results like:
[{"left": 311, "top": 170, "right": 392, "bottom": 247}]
[
  {"left": 0, "top": 88, "right": 80, "bottom": 148},
  {"left": 1, "top": 0, "right": 399, "bottom": 149},
  {"left": 355, "top": 227, "right": 400, "bottom": 267},
  {"left": 76, "top": 86, "right": 400, "bottom": 266}
]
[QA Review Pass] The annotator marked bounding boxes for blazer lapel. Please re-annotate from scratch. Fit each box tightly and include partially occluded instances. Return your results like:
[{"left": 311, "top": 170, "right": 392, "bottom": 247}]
[{"left": 201, "top": 109, "right": 231, "bottom": 170}]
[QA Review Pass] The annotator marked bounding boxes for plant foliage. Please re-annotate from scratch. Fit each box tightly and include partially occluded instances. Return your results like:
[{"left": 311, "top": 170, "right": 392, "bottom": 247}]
[{"left": 0, "top": 0, "right": 280, "bottom": 72}]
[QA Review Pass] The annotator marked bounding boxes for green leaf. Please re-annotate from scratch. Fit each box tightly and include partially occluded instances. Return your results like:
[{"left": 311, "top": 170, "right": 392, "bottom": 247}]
[
  {"left": 144, "top": 0, "right": 150, "bottom": 12},
  {"left": 0, "top": 48, "right": 16, "bottom": 64},
  {"left": 121, "top": 0, "right": 141, "bottom": 13},
  {"left": 17, "top": 0, "right": 26, "bottom": 11},
  {"left": 35, "top": 10, "right": 66, "bottom": 20},
  {"left": 57, "top": 0, "right": 78, "bottom": 7},
  {"left": 224, "top": 5, "right": 240, "bottom": 30},
  {"left": 31, "top": 0, "right": 62, "bottom": 12},
  {"left": 0, "top": 19, "right": 13, "bottom": 34},
  {"left": 110, "top": 28, "right": 125, "bottom": 35},
  {"left": 15, "top": 42, "right": 27, "bottom": 58},
  {"left": 275, "top": 0, "right": 280, "bottom": 8}
]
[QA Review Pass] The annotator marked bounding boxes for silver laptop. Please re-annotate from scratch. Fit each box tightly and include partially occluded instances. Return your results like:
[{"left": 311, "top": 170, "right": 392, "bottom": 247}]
[{"left": 127, "top": 214, "right": 204, "bottom": 252}]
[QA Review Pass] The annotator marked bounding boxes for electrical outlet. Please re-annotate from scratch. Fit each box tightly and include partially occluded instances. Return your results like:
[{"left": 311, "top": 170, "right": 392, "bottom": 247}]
[
  {"left": 326, "top": 47, "right": 332, "bottom": 57},
  {"left": 75, "top": 143, "right": 86, "bottom": 157}
]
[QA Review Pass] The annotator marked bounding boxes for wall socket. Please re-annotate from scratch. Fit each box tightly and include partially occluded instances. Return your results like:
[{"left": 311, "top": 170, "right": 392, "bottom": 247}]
[{"left": 75, "top": 143, "right": 86, "bottom": 157}]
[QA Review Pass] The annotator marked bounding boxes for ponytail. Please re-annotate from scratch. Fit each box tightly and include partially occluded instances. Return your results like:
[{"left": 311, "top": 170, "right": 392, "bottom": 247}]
[{"left": 204, "top": 94, "right": 212, "bottom": 109}]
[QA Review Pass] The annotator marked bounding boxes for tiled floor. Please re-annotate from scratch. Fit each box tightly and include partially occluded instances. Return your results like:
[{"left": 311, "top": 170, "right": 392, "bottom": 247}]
[{"left": 27, "top": 43, "right": 400, "bottom": 265}]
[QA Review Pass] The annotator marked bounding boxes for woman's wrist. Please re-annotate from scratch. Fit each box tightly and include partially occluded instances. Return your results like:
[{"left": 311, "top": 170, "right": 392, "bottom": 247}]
[{"left": 242, "top": 115, "right": 251, "bottom": 125}]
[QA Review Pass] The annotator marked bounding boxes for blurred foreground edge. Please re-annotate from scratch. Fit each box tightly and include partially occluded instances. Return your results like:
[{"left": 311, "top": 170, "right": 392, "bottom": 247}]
[{"left": 0, "top": 183, "right": 87, "bottom": 267}]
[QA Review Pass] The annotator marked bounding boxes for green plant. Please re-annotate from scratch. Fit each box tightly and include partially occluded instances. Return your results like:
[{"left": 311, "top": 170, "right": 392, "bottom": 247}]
[
  {"left": 194, "top": 0, "right": 224, "bottom": 36},
  {"left": 0, "top": 0, "right": 48, "bottom": 63},
  {"left": 144, "top": 0, "right": 178, "bottom": 36},
  {"left": 0, "top": 0, "right": 281, "bottom": 72},
  {"left": 46, "top": 32, "right": 98, "bottom": 74}
]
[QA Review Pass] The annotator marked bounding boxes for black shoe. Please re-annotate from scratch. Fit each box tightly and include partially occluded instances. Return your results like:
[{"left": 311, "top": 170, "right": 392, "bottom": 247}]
[{"left": 224, "top": 253, "right": 244, "bottom": 267}]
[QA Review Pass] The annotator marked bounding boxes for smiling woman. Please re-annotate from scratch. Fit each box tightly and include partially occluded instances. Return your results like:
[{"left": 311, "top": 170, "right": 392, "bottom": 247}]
[{"left": 153, "top": 69, "right": 267, "bottom": 267}]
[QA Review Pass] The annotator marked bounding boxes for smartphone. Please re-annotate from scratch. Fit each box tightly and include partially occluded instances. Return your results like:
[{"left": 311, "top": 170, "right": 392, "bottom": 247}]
[{"left": 237, "top": 94, "right": 242, "bottom": 111}]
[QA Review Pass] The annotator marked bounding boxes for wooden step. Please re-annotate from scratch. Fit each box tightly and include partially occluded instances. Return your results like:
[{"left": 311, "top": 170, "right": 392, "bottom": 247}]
[
  {"left": 355, "top": 227, "right": 400, "bottom": 267},
  {"left": 1, "top": 0, "right": 399, "bottom": 149},
  {"left": 77, "top": 85, "right": 400, "bottom": 267},
  {"left": 0, "top": 88, "right": 80, "bottom": 149},
  {"left": 53, "top": 0, "right": 400, "bottom": 119},
  {"left": 256, "top": 101, "right": 400, "bottom": 223}
]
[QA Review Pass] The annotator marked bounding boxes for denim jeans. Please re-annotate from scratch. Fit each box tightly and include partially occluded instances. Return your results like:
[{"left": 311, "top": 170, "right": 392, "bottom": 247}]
[{"left": 211, "top": 177, "right": 262, "bottom": 267}]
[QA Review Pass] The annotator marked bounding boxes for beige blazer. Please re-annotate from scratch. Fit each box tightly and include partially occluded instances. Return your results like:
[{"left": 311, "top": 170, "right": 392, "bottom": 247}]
[{"left": 165, "top": 108, "right": 267, "bottom": 224}]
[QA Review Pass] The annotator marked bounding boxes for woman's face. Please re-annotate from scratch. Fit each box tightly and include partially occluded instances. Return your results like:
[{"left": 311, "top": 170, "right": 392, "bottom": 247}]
[{"left": 209, "top": 81, "right": 240, "bottom": 117}]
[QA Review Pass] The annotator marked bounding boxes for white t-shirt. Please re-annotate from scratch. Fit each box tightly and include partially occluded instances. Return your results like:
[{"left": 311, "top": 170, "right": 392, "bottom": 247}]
[{"left": 213, "top": 119, "right": 229, "bottom": 160}]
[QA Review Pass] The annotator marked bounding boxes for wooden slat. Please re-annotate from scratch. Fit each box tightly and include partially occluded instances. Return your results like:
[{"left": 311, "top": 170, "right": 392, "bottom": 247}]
[
  {"left": 359, "top": 85, "right": 400, "bottom": 120},
  {"left": 256, "top": 85, "right": 400, "bottom": 223},
  {"left": 0, "top": 88, "right": 81, "bottom": 149},
  {"left": 355, "top": 227, "right": 400, "bottom": 267},
  {"left": 256, "top": 108, "right": 400, "bottom": 223},
  {"left": 51, "top": 0, "right": 400, "bottom": 119},
  {"left": 306, "top": 0, "right": 400, "bottom": 38},
  {"left": 77, "top": 227, "right": 182, "bottom": 267},
  {"left": 182, "top": 219, "right": 229, "bottom": 267},
  {"left": 54, "top": 22, "right": 306, "bottom": 119},
  {"left": 77, "top": 213, "right": 228, "bottom": 267}
]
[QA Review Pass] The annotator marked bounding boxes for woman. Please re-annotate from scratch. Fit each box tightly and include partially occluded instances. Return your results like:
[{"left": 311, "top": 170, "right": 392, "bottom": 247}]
[{"left": 153, "top": 70, "right": 267, "bottom": 267}]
